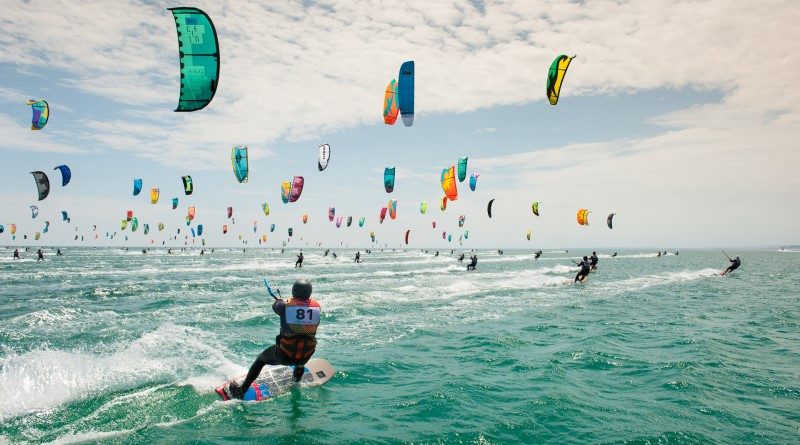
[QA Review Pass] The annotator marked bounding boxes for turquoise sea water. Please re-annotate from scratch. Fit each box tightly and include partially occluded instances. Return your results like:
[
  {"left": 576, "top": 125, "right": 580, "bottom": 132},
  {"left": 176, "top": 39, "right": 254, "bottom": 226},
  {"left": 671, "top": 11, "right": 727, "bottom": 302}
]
[{"left": 1, "top": 247, "right": 798, "bottom": 444}]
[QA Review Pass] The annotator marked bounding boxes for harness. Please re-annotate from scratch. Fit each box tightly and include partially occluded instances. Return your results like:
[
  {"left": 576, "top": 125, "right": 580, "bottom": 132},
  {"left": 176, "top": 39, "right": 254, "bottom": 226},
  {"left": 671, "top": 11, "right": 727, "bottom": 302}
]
[{"left": 278, "top": 298, "right": 321, "bottom": 362}]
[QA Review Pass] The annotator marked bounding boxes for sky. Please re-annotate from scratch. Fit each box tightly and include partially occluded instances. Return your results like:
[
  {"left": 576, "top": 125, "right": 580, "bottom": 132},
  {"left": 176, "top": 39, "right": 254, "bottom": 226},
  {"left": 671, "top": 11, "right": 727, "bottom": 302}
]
[{"left": 0, "top": 0, "right": 798, "bottom": 249}]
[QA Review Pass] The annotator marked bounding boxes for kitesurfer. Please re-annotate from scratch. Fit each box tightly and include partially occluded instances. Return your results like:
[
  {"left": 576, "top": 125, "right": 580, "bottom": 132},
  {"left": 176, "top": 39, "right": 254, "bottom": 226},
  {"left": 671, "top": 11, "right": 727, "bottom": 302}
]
[
  {"left": 589, "top": 252, "right": 599, "bottom": 271},
  {"left": 467, "top": 254, "right": 478, "bottom": 271},
  {"left": 611, "top": 252, "right": 618, "bottom": 257},
  {"left": 13, "top": 249, "right": 20, "bottom": 259},
  {"left": 355, "top": 251, "right": 361, "bottom": 263},
  {"left": 534, "top": 250, "right": 542, "bottom": 259},
  {"left": 37, "top": 249, "right": 44, "bottom": 262},
  {"left": 56, "top": 249, "right": 63, "bottom": 256},
  {"left": 458, "top": 253, "right": 465, "bottom": 262},
  {"left": 575, "top": 256, "right": 591, "bottom": 282},
  {"left": 295, "top": 251, "right": 304, "bottom": 268},
  {"left": 722, "top": 256, "right": 741, "bottom": 276},
  {"left": 228, "top": 279, "right": 321, "bottom": 398},
  {"left": 435, "top": 251, "right": 439, "bottom": 257},
  {"left": 332, "top": 252, "right": 337, "bottom": 259}
]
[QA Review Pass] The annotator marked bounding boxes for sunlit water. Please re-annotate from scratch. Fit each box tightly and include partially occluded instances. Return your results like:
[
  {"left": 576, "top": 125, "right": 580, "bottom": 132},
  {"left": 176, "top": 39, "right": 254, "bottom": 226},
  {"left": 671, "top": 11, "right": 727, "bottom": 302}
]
[{"left": 1, "top": 247, "right": 798, "bottom": 444}]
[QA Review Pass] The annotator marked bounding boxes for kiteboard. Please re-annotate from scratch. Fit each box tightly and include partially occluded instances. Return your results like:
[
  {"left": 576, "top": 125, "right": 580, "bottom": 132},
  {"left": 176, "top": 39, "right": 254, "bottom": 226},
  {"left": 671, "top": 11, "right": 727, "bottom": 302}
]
[
  {"left": 577, "top": 274, "right": 589, "bottom": 284},
  {"left": 215, "top": 358, "right": 334, "bottom": 402}
]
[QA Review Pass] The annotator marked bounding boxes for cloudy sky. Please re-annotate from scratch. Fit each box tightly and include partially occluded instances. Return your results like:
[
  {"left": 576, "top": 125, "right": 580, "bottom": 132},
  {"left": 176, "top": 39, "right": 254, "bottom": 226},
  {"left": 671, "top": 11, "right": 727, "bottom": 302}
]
[{"left": 0, "top": 0, "right": 798, "bottom": 248}]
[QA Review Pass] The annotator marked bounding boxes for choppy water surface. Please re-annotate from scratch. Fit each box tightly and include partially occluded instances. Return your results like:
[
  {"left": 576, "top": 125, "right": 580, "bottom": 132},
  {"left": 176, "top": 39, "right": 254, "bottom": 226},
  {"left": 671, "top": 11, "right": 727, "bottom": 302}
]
[{"left": 1, "top": 247, "right": 799, "bottom": 444}]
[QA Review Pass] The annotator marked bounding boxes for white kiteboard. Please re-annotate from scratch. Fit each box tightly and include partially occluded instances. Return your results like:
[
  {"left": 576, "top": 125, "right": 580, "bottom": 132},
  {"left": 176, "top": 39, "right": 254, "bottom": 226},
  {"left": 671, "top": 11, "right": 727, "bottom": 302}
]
[{"left": 216, "top": 358, "right": 334, "bottom": 402}]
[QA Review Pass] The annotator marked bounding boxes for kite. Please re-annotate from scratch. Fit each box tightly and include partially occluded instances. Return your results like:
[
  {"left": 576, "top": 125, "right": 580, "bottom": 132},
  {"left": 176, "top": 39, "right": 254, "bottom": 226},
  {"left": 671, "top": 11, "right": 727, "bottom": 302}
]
[
  {"left": 404, "top": 229, "right": 410, "bottom": 245},
  {"left": 270, "top": 224, "right": 275, "bottom": 232},
  {"left": 27, "top": 99, "right": 49, "bottom": 130},
  {"left": 318, "top": 144, "right": 330, "bottom": 171},
  {"left": 61, "top": 211, "right": 69, "bottom": 222},
  {"left": 288, "top": 227, "right": 293, "bottom": 237},
  {"left": 329, "top": 207, "right": 335, "bottom": 222},
  {"left": 303, "top": 213, "right": 309, "bottom": 224},
  {"left": 222, "top": 224, "right": 228, "bottom": 234},
  {"left": 383, "top": 79, "right": 399, "bottom": 125},
  {"left": 607, "top": 213, "right": 616, "bottom": 229},
  {"left": 464, "top": 230, "right": 469, "bottom": 240},
  {"left": 458, "top": 215, "right": 465, "bottom": 227},
  {"left": 442, "top": 231, "right": 446, "bottom": 239},
  {"left": 346, "top": 216, "right": 352, "bottom": 227},
  {"left": 182, "top": 176, "right": 193, "bottom": 195},
  {"left": 440, "top": 196, "right": 447, "bottom": 211},
  {"left": 577, "top": 208, "right": 590, "bottom": 226},
  {"left": 172, "top": 198, "right": 179, "bottom": 209},
  {"left": 531, "top": 202, "right": 540, "bottom": 217},
  {"left": 289, "top": 176, "right": 304, "bottom": 202},
  {"left": 263, "top": 203, "right": 270, "bottom": 216},
  {"left": 432, "top": 221, "right": 436, "bottom": 229},
  {"left": 30, "top": 205, "right": 38, "bottom": 218},
  {"left": 336, "top": 216, "right": 343, "bottom": 228},
  {"left": 253, "top": 220, "right": 258, "bottom": 233},
  {"left": 227, "top": 206, "right": 233, "bottom": 218},
  {"left": 379, "top": 207, "right": 387, "bottom": 224},
  {"left": 469, "top": 174, "right": 479, "bottom": 191},
  {"left": 369, "top": 231, "right": 376, "bottom": 242},
  {"left": 420, "top": 201, "right": 427, "bottom": 214},
  {"left": 133, "top": 178, "right": 143, "bottom": 196},
  {"left": 197, "top": 224, "right": 203, "bottom": 236},
  {"left": 231, "top": 145, "right": 249, "bottom": 183},
  {"left": 54, "top": 165, "right": 71, "bottom": 186},
  {"left": 31, "top": 171, "right": 50, "bottom": 201},
  {"left": 131, "top": 217, "right": 139, "bottom": 232},
  {"left": 547, "top": 54, "right": 575, "bottom": 106},
  {"left": 168, "top": 7, "right": 220, "bottom": 112},
  {"left": 457, "top": 157, "right": 468, "bottom": 182},
  {"left": 398, "top": 61, "right": 415, "bottom": 127},
  {"left": 388, "top": 199, "right": 397, "bottom": 220},
  {"left": 280, "top": 180, "right": 291, "bottom": 203},
  {"left": 158, "top": 222, "right": 165, "bottom": 231},
  {"left": 358, "top": 217, "right": 365, "bottom": 227},
  {"left": 526, "top": 229, "right": 532, "bottom": 241},
  {"left": 188, "top": 206, "right": 196, "bottom": 221},
  {"left": 151, "top": 188, "right": 160, "bottom": 204},
  {"left": 384, "top": 167, "right": 395, "bottom": 193},
  {"left": 441, "top": 166, "right": 458, "bottom": 201},
  {"left": 126, "top": 210, "right": 133, "bottom": 221},
  {"left": 144, "top": 224, "right": 150, "bottom": 235},
  {"left": 487, "top": 199, "right": 495, "bottom": 218}
]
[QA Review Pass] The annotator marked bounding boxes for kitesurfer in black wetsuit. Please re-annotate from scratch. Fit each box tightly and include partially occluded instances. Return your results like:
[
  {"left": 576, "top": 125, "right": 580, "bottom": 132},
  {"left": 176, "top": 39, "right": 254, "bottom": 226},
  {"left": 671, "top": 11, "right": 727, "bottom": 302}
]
[
  {"left": 458, "top": 253, "right": 465, "bottom": 262},
  {"left": 575, "top": 256, "right": 591, "bottom": 282},
  {"left": 13, "top": 249, "right": 20, "bottom": 259},
  {"left": 589, "top": 252, "right": 599, "bottom": 271},
  {"left": 534, "top": 250, "right": 542, "bottom": 259},
  {"left": 228, "top": 279, "right": 322, "bottom": 398},
  {"left": 295, "top": 251, "right": 304, "bottom": 268},
  {"left": 354, "top": 251, "right": 361, "bottom": 263},
  {"left": 37, "top": 249, "right": 44, "bottom": 261},
  {"left": 467, "top": 254, "right": 478, "bottom": 271},
  {"left": 611, "top": 252, "right": 618, "bottom": 257},
  {"left": 722, "top": 256, "right": 741, "bottom": 276}
]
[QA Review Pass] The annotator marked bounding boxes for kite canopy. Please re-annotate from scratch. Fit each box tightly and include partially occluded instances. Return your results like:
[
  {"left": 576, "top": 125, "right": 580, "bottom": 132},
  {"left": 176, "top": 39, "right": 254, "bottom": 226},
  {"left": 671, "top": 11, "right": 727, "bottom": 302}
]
[
  {"left": 270, "top": 223, "right": 275, "bottom": 232},
  {"left": 197, "top": 224, "right": 203, "bottom": 236},
  {"left": 547, "top": 54, "right": 575, "bottom": 106},
  {"left": 440, "top": 196, "right": 447, "bottom": 211},
  {"left": 31, "top": 171, "right": 50, "bottom": 201},
  {"left": 457, "top": 157, "right": 468, "bottom": 182},
  {"left": 289, "top": 176, "right": 304, "bottom": 202},
  {"left": 231, "top": 145, "right": 249, "bottom": 183},
  {"left": 404, "top": 229, "right": 410, "bottom": 245},
  {"left": 358, "top": 217, "right": 365, "bottom": 227},
  {"left": 458, "top": 215, "right": 465, "bottom": 227},
  {"left": 151, "top": 188, "right": 160, "bottom": 204},
  {"left": 131, "top": 217, "right": 139, "bottom": 232},
  {"left": 531, "top": 201, "right": 540, "bottom": 216},
  {"left": 526, "top": 229, "right": 532, "bottom": 241},
  {"left": 318, "top": 144, "right": 331, "bottom": 171},
  {"left": 280, "top": 180, "right": 291, "bottom": 203},
  {"left": 469, "top": 173, "right": 479, "bottom": 191},
  {"left": 441, "top": 166, "right": 458, "bottom": 201},
  {"left": 487, "top": 199, "right": 495, "bottom": 218},
  {"left": 303, "top": 214, "right": 309, "bottom": 224},
  {"left": 188, "top": 206, "right": 196, "bottom": 221},
  {"left": 158, "top": 222, "right": 165, "bottom": 231},
  {"left": 398, "top": 61, "right": 415, "bottom": 127},
  {"left": 432, "top": 221, "right": 436, "bottom": 229},
  {"left": 126, "top": 210, "right": 133, "bottom": 221},
  {"left": 54, "top": 165, "right": 71, "bottom": 186},
  {"left": 168, "top": 7, "right": 220, "bottom": 112},
  {"left": 28, "top": 99, "right": 49, "bottom": 130},
  {"left": 227, "top": 206, "right": 233, "bottom": 218},
  {"left": 577, "top": 208, "right": 590, "bottom": 226},
  {"left": 144, "top": 224, "right": 150, "bottom": 235},
  {"left": 61, "top": 211, "right": 69, "bottom": 221},
  {"left": 388, "top": 199, "right": 397, "bottom": 220},
  {"left": 182, "top": 176, "right": 193, "bottom": 195},
  {"left": 263, "top": 203, "right": 270, "bottom": 216},
  {"left": 328, "top": 207, "right": 335, "bottom": 221},
  {"left": 379, "top": 207, "right": 387, "bottom": 223},
  {"left": 30, "top": 205, "right": 39, "bottom": 218},
  {"left": 369, "top": 231, "right": 376, "bottom": 242},
  {"left": 420, "top": 201, "right": 427, "bottom": 214},
  {"left": 607, "top": 213, "right": 616, "bottom": 229},
  {"left": 463, "top": 230, "right": 469, "bottom": 240},
  {"left": 172, "top": 198, "right": 179, "bottom": 209},
  {"left": 383, "top": 79, "right": 399, "bottom": 125},
  {"left": 346, "top": 216, "right": 352, "bottom": 227},
  {"left": 133, "top": 178, "right": 143, "bottom": 196},
  {"left": 336, "top": 216, "right": 343, "bottom": 228},
  {"left": 442, "top": 231, "right": 446, "bottom": 239},
  {"left": 384, "top": 167, "right": 396, "bottom": 193},
  {"left": 288, "top": 227, "right": 293, "bottom": 237},
  {"left": 222, "top": 224, "right": 228, "bottom": 234}
]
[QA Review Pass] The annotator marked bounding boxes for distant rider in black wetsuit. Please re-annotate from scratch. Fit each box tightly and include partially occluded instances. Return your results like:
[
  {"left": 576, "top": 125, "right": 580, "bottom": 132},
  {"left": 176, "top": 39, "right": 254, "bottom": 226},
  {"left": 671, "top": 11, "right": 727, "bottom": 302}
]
[
  {"left": 534, "top": 250, "right": 542, "bottom": 259},
  {"left": 228, "top": 279, "right": 321, "bottom": 399},
  {"left": 722, "top": 256, "right": 741, "bottom": 276},
  {"left": 458, "top": 253, "right": 465, "bottom": 262},
  {"left": 13, "top": 249, "right": 20, "bottom": 259},
  {"left": 295, "top": 251, "right": 304, "bottom": 268},
  {"left": 37, "top": 249, "right": 44, "bottom": 261},
  {"left": 589, "top": 252, "right": 599, "bottom": 271},
  {"left": 354, "top": 251, "right": 361, "bottom": 263},
  {"left": 575, "top": 256, "right": 591, "bottom": 282},
  {"left": 467, "top": 254, "right": 478, "bottom": 271}
]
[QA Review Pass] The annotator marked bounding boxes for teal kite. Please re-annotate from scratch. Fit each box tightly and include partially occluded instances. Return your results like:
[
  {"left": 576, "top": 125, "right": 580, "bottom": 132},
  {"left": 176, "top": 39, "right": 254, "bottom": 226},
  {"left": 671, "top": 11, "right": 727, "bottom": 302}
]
[
  {"left": 232, "top": 145, "right": 249, "bottom": 182},
  {"left": 168, "top": 7, "right": 220, "bottom": 112}
]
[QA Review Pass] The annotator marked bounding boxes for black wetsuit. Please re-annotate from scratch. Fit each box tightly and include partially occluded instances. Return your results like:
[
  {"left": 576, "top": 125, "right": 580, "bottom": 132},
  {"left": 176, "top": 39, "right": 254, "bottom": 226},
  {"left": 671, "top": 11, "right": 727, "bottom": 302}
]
[
  {"left": 37, "top": 249, "right": 44, "bottom": 261},
  {"left": 575, "top": 259, "right": 591, "bottom": 282},
  {"left": 467, "top": 255, "right": 478, "bottom": 271},
  {"left": 589, "top": 254, "right": 598, "bottom": 270},
  {"left": 723, "top": 258, "right": 741, "bottom": 275},
  {"left": 295, "top": 253, "right": 304, "bottom": 268},
  {"left": 458, "top": 254, "right": 465, "bottom": 262},
  {"left": 534, "top": 251, "right": 542, "bottom": 259},
  {"left": 355, "top": 252, "right": 361, "bottom": 263},
  {"left": 13, "top": 249, "right": 20, "bottom": 259}
]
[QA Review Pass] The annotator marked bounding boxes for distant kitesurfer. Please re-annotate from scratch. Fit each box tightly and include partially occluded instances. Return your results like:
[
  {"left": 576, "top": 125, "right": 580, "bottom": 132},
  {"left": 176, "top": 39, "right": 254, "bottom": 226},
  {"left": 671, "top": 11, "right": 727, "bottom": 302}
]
[
  {"left": 56, "top": 249, "right": 63, "bottom": 256},
  {"left": 611, "top": 252, "right": 618, "bottom": 257},
  {"left": 534, "top": 250, "right": 542, "bottom": 259},
  {"left": 332, "top": 252, "right": 337, "bottom": 259},
  {"left": 590, "top": 252, "right": 599, "bottom": 271},
  {"left": 228, "top": 279, "right": 321, "bottom": 399},
  {"left": 13, "top": 249, "right": 20, "bottom": 259},
  {"left": 37, "top": 249, "right": 44, "bottom": 261},
  {"left": 657, "top": 252, "right": 662, "bottom": 257},
  {"left": 722, "top": 256, "right": 741, "bottom": 276},
  {"left": 458, "top": 253, "right": 465, "bottom": 262},
  {"left": 435, "top": 251, "right": 439, "bottom": 257},
  {"left": 295, "top": 251, "right": 304, "bottom": 268},
  {"left": 575, "top": 256, "right": 591, "bottom": 282},
  {"left": 355, "top": 251, "right": 361, "bottom": 263},
  {"left": 467, "top": 254, "right": 478, "bottom": 271}
]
